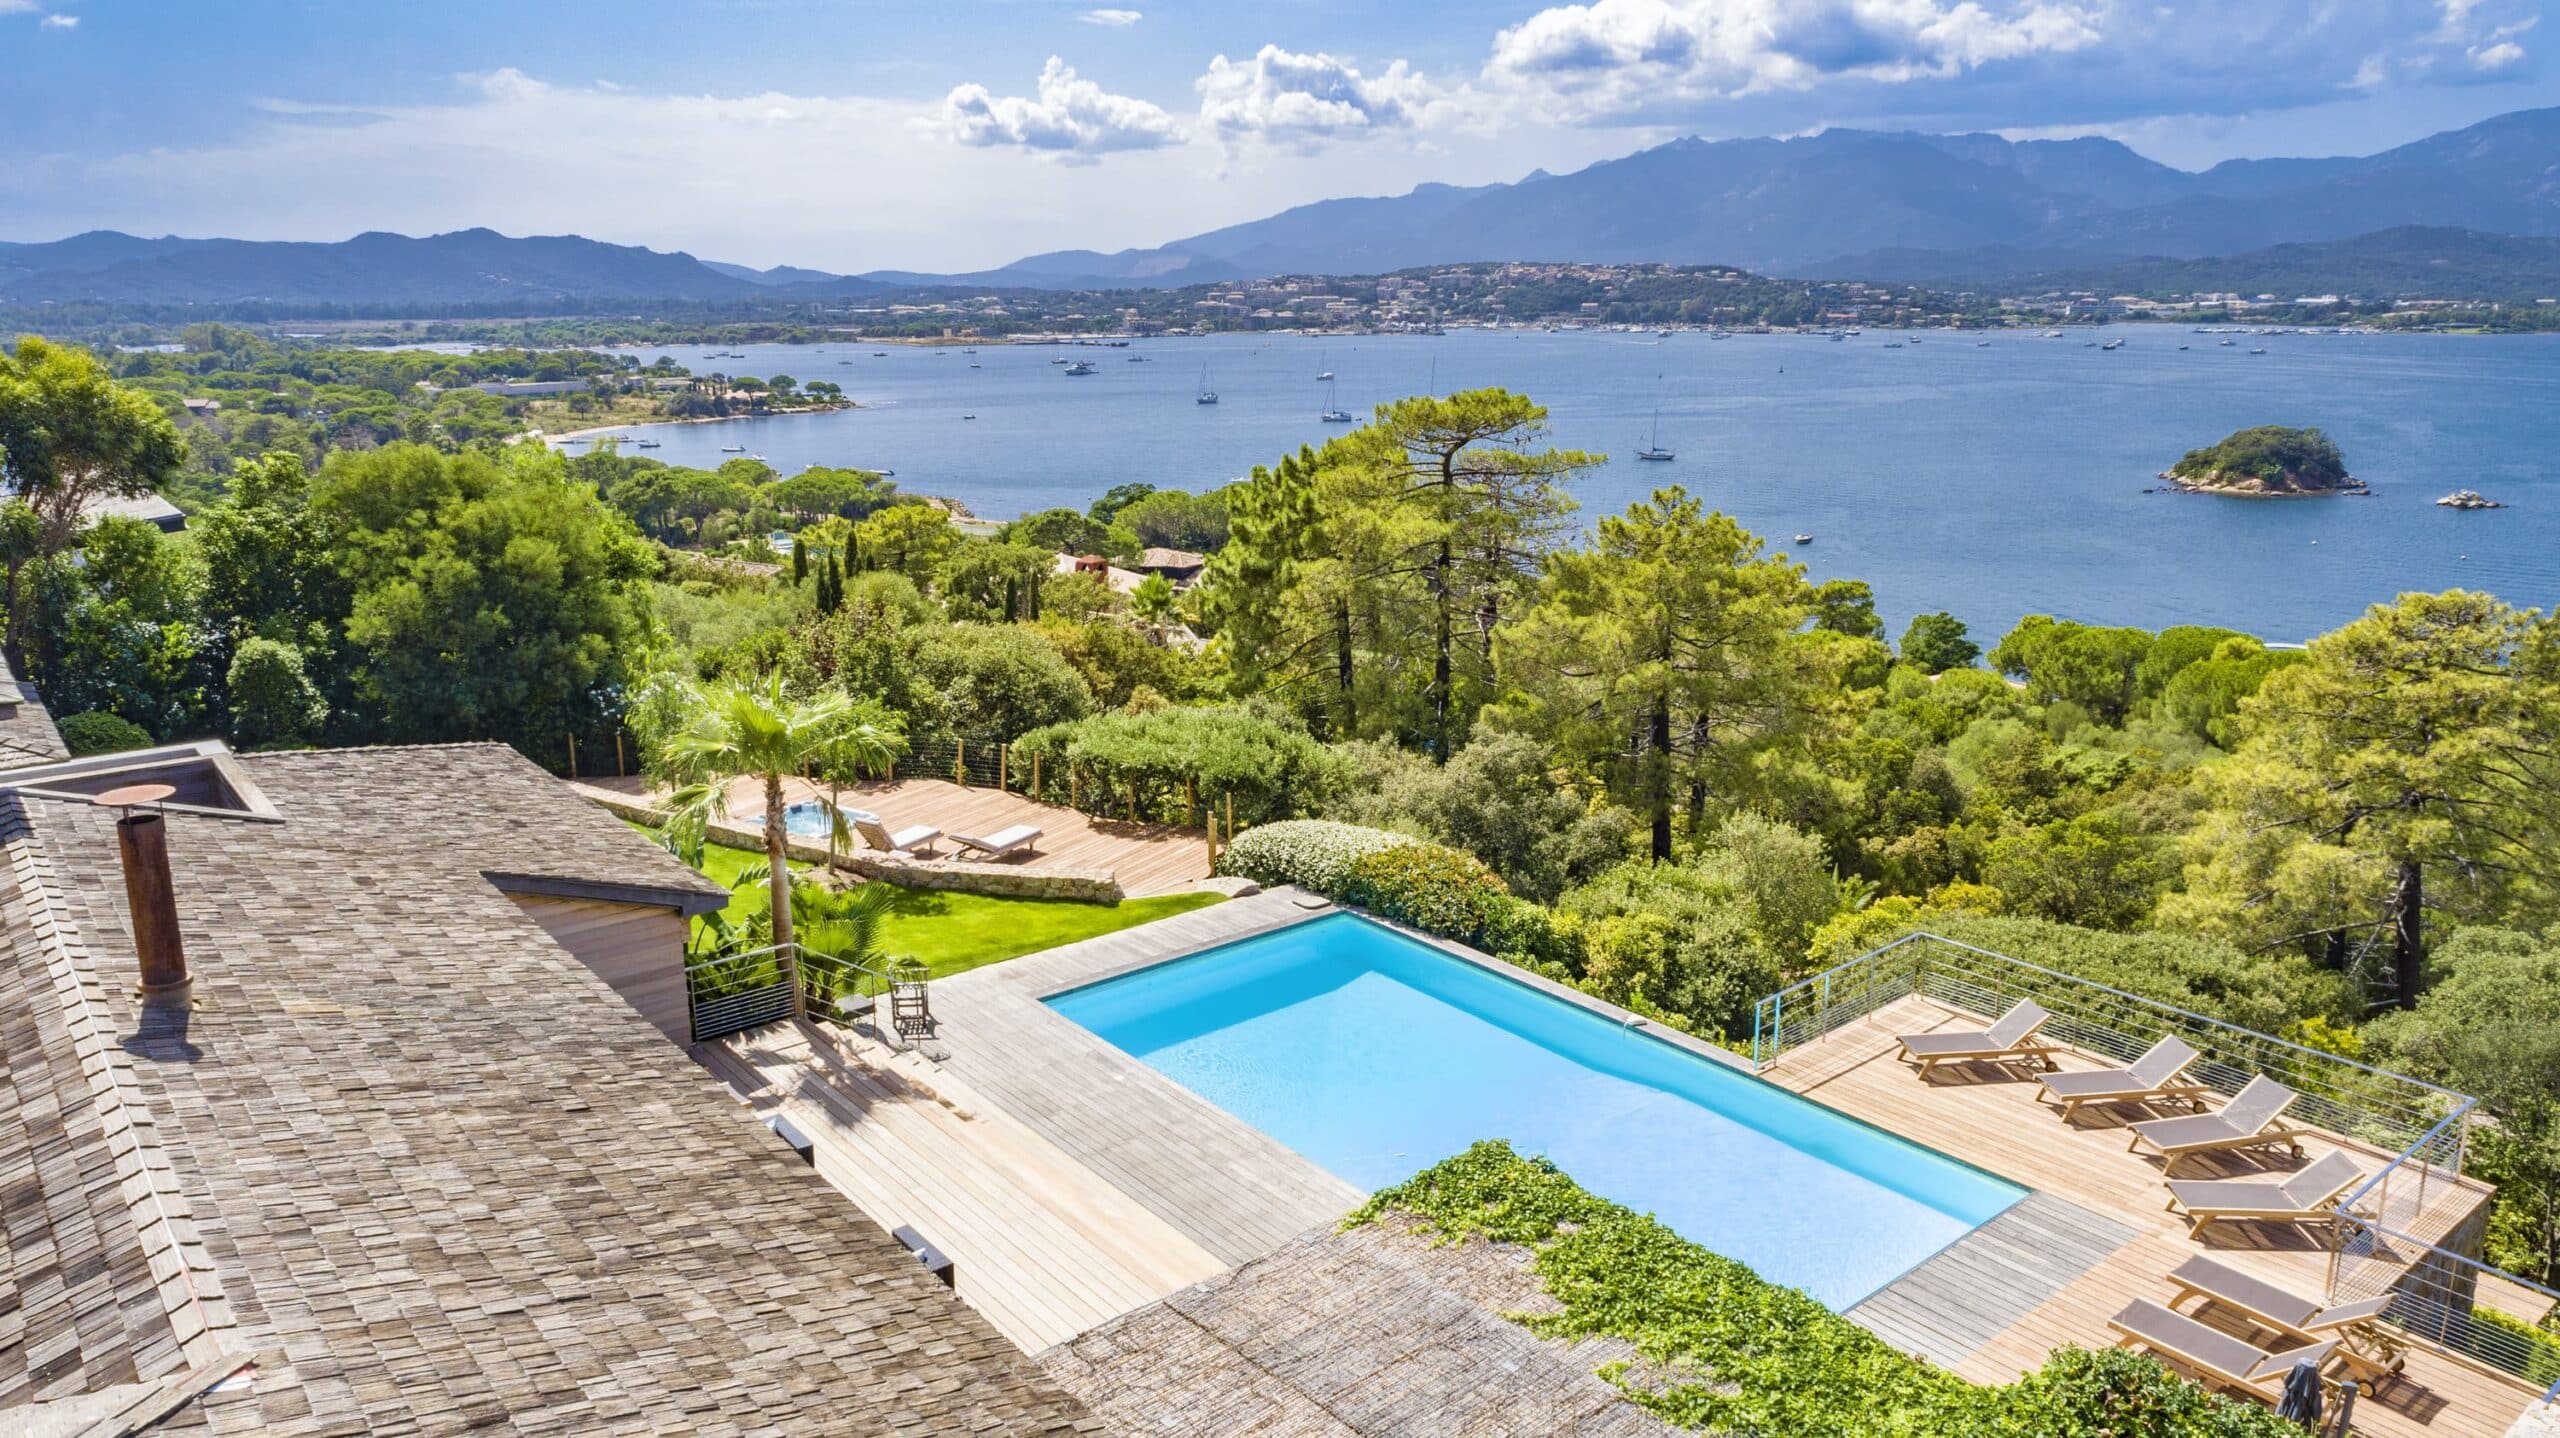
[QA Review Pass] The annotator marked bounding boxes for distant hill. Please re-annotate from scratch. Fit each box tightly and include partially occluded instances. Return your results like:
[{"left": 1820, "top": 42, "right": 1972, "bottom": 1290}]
[
  {"left": 921, "top": 107, "right": 2560, "bottom": 290},
  {"left": 703, "top": 260, "right": 847, "bottom": 287},
  {"left": 0, "top": 228, "right": 794, "bottom": 306},
  {"left": 1986, "top": 228, "right": 2560, "bottom": 301}
]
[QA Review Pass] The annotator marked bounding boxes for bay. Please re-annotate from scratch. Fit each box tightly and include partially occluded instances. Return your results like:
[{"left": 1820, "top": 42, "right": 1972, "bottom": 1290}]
[{"left": 571, "top": 328, "right": 2560, "bottom": 641}]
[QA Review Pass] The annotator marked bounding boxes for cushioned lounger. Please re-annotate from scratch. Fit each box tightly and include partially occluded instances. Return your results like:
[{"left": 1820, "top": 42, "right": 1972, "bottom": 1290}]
[
  {"left": 951, "top": 823, "right": 1042, "bottom": 859},
  {"left": 2127, "top": 1075, "right": 2309, "bottom": 1169},
  {"left": 2163, "top": 1150, "right": 2366, "bottom": 1238},
  {"left": 2110, "top": 1298, "right": 2336, "bottom": 1399},
  {"left": 2165, "top": 1255, "right": 2402, "bottom": 1390},
  {"left": 1893, "top": 999, "right": 2058, "bottom": 1076},
  {"left": 2036, "top": 1035, "right": 2209, "bottom": 1119}
]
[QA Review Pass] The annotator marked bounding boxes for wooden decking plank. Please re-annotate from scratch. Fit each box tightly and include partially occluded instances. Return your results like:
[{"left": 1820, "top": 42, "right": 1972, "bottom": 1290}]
[{"left": 1772, "top": 995, "right": 2537, "bottom": 1437}]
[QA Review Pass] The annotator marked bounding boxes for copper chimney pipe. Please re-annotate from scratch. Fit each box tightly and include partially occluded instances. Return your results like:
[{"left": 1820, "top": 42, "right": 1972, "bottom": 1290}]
[{"left": 99, "top": 784, "right": 189, "bottom": 1004}]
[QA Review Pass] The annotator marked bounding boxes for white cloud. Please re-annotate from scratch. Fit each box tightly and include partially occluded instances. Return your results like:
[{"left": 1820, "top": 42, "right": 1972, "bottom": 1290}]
[
  {"left": 39, "top": 12, "right": 77, "bottom": 27},
  {"left": 1078, "top": 8, "right": 1142, "bottom": 25},
  {"left": 2470, "top": 37, "right": 2527, "bottom": 67},
  {"left": 1484, "top": 0, "right": 2103, "bottom": 118},
  {"left": 933, "top": 56, "right": 1182, "bottom": 155},
  {"left": 1195, "top": 44, "right": 1468, "bottom": 150},
  {"left": 0, "top": 1, "right": 39, "bottom": 13}
]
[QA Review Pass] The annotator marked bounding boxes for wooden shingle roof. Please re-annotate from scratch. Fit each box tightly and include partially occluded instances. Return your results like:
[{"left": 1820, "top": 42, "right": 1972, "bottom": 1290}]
[{"left": 0, "top": 743, "right": 1096, "bottom": 1435}]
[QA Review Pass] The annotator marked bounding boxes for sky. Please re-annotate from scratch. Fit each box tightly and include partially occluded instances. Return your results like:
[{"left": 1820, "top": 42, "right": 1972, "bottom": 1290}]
[{"left": 2, "top": 0, "right": 2553, "bottom": 273}]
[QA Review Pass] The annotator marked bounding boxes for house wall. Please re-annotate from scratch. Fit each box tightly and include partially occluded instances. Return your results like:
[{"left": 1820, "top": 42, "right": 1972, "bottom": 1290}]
[{"left": 508, "top": 894, "right": 692, "bottom": 1044}]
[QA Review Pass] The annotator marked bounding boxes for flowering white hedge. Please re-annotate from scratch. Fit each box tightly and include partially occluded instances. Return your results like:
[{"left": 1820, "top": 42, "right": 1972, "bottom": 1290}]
[{"left": 1217, "top": 819, "right": 1417, "bottom": 895}]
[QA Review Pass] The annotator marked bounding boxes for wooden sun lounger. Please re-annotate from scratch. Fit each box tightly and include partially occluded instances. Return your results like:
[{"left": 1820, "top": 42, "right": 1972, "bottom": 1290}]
[
  {"left": 2110, "top": 1298, "right": 2336, "bottom": 1400},
  {"left": 2164, "top": 1150, "right": 2366, "bottom": 1238},
  {"left": 2166, "top": 1255, "right": 2404, "bottom": 1391},
  {"left": 951, "top": 823, "right": 1042, "bottom": 860},
  {"left": 854, "top": 815, "right": 942, "bottom": 857},
  {"left": 1894, "top": 999, "right": 2059, "bottom": 1076},
  {"left": 2127, "top": 1075, "right": 2311, "bottom": 1169},
  {"left": 2036, "top": 1035, "right": 2210, "bottom": 1119}
]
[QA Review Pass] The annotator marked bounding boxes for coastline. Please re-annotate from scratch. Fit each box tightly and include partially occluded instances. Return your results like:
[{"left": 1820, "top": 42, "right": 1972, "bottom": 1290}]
[
  {"left": 2151, "top": 469, "right": 2372, "bottom": 499},
  {"left": 542, "top": 403, "right": 854, "bottom": 444}
]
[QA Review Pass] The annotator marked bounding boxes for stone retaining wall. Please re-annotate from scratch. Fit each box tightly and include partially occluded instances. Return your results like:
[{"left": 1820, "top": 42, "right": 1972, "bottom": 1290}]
[{"left": 572, "top": 783, "right": 1124, "bottom": 903}]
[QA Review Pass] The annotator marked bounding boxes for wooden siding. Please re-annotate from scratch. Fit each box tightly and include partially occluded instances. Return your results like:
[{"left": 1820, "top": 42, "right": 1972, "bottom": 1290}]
[{"left": 508, "top": 895, "right": 690, "bottom": 1044}]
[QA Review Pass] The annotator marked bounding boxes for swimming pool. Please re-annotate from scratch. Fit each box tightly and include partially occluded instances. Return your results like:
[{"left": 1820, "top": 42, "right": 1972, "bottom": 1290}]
[
  {"left": 757, "top": 799, "right": 850, "bottom": 841},
  {"left": 1046, "top": 913, "right": 2021, "bottom": 1308}
]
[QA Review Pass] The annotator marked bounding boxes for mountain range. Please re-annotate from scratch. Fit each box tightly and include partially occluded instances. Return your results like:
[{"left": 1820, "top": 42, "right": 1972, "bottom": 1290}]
[
  {"left": 0, "top": 228, "right": 834, "bottom": 307},
  {"left": 5, "top": 107, "right": 2558, "bottom": 308},
  {"left": 958, "top": 106, "right": 2560, "bottom": 290}
]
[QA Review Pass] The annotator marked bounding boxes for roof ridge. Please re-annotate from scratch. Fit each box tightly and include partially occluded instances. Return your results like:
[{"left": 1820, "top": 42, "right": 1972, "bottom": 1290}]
[{"left": 3, "top": 801, "right": 242, "bottom": 1380}]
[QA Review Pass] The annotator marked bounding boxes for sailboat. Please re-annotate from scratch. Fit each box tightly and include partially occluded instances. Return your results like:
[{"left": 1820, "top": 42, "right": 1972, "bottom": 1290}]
[
  {"left": 1635, "top": 403, "right": 1674, "bottom": 462},
  {"left": 1195, "top": 363, "right": 1219, "bottom": 405},
  {"left": 1316, "top": 350, "right": 1334, "bottom": 382},
  {"left": 1320, "top": 377, "right": 1353, "bottom": 424}
]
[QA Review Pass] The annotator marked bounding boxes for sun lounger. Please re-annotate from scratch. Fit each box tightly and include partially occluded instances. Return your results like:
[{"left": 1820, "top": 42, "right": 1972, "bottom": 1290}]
[
  {"left": 951, "top": 823, "right": 1042, "bottom": 860},
  {"left": 2109, "top": 1298, "right": 2337, "bottom": 1399},
  {"left": 1894, "top": 999, "right": 2058, "bottom": 1075},
  {"left": 2164, "top": 1150, "right": 2367, "bottom": 1238},
  {"left": 853, "top": 815, "right": 942, "bottom": 857},
  {"left": 2127, "top": 1075, "right": 2310, "bottom": 1169},
  {"left": 2036, "top": 1035, "right": 2210, "bottom": 1119},
  {"left": 2166, "top": 1255, "right": 2403, "bottom": 1391}
]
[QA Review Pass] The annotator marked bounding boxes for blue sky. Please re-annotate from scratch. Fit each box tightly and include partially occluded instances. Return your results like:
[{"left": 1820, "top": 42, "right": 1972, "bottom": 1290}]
[{"left": 3, "top": 0, "right": 2552, "bottom": 272}]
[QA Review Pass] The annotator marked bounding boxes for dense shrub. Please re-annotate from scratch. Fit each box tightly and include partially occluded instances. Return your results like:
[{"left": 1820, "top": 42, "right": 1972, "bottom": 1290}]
[
  {"left": 1355, "top": 1142, "right": 2306, "bottom": 1438},
  {"left": 1015, "top": 704, "right": 1341, "bottom": 826},
  {"left": 1217, "top": 819, "right": 1415, "bottom": 893},
  {"left": 1806, "top": 909, "right": 2351, "bottom": 1035},
  {"left": 59, "top": 711, "right": 153, "bottom": 756},
  {"left": 1341, "top": 843, "right": 1510, "bottom": 944},
  {"left": 1325, "top": 732, "right": 1638, "bottom": 902},
  {"left": 1557, "top": 861, "right": 1779, "bottom": 1040}
]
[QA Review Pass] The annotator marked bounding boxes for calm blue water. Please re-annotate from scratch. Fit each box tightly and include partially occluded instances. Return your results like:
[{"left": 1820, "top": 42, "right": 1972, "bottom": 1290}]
[
  {"left": 575, "top": 328, "right": 2560, "bottom": 640},
  {"left": 1046, "top": 913, "right": 2021, "bottom": 1307}
]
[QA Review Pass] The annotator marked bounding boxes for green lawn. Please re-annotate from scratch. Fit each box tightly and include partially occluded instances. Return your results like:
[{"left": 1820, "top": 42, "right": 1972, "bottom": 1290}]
[{"left": 631, "top": 822, "right": 1223, "bottom": 977}]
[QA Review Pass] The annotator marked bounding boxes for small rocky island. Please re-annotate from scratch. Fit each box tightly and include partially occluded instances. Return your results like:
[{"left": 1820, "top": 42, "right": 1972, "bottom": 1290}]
[
  {"left": 2436, "top": 489, "right": 2506, "bottom": 510},
  {"left": 2158, "top": 425, "right": 2369, "bottom": 497}
]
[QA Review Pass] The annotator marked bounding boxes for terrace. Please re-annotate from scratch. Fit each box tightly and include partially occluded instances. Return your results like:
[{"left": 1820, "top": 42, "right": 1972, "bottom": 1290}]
[
  {"left": 1756, "top": 934, "right": 2551, "bottom": 1438},
  {"left": 696, "top": 907, "right": 2555, "bottom": 1437}
]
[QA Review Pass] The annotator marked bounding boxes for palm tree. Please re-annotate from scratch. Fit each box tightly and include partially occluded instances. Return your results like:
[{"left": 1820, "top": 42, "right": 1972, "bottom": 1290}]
[{"left": 655, "top": 674, "right": 900, "bottom": 959}]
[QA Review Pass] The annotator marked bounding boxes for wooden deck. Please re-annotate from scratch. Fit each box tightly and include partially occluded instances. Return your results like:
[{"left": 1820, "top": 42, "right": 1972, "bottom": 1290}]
[
  {"left": 1769, "top": 994, "right": 2541, "bottom": 1438},
  {"left": 709, "top": 774, "right": 1217, "bottom": 896},
  {"left": 698, "top": 891, "right": 1360, "bottom": 1353}
]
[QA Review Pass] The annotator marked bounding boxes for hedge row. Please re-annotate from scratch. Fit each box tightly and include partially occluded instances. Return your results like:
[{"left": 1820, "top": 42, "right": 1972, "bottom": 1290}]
[{"left": 1357, "top": 1143, "right": 2309, "bottom": 1438}]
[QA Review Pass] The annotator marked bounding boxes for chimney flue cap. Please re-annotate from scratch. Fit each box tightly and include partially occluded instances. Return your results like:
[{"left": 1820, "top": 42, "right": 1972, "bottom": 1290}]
[{"left": 95, "top": 783, "right": 176, "bottom": 814}]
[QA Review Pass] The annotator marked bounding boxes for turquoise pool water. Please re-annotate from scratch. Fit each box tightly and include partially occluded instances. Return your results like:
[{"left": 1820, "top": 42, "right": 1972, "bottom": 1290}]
[{"left": 1046, "top": 913, "right": 2022, "bottom": 1308}]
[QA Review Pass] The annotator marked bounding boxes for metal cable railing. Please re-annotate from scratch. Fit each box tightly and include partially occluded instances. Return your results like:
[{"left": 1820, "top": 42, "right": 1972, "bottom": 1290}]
[
  {"left": 684, "top": 940, "right": 926, "bottom": 1044},
  {"left": 1754, "top": 933, "right": 2470, "bottom": 1173},
  {"left": 685, "top": 942, "right": 800, "bottom": 1041},
  {"left": 2327, "top": 1216, "right": 2560, "bottom": 1396}
]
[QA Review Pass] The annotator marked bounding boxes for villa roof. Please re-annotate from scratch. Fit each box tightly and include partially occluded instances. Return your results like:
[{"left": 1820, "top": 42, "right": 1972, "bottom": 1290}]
[
  {"left": 0, "top": 660, "right": 69, "bottom": 770},
  {"left": 0, "top": 741, "right": 1095, "bottom": 1435}
]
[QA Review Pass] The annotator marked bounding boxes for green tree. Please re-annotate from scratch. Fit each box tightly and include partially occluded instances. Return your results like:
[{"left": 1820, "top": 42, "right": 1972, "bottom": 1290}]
[
  {"left": 1991, "top": 616, "right": 2154, "bottom": 723},
  {"left": 1088, "top": 481, "right": 1156, "bottom": 523},
  {"left": 852, "top": 504, "right": 956, "bottom": 584},
  {"left": 1130, "top": 571, "right": 1176, "bottom": 634},
  {"left": 1328, "top": 732, "right": 1638, "bottom": 902},
  {"left": 21, "top": 514, "right": 208, "bottom": 739},
  {"left": 311, "top": 443, "right": 656, "bottom": 753},
  {"left": 1116, "top": 487, "right": 1232, "bottom": 552},
  {"left": 0, "top": 338, "right": 187, "bottom": 663},
  {"left": 1899, "top": 612, "right": 1979, "bottom": 673},
  {"left": 1005, "top": 507, "right": 1132, "bottom": 559},
  {"left": 1494, "top": 488, "right": 1811, "bottom": 859},
  {"left": 226, "top": 636, "right": 327, "bottom": 748},
  {"left": 655, "top": 674, "right": 898, "bottom": 958},
  {"left": 903, "top": 623, "right": 1092, "bottom": 737},
  {"left": 2174, "top": 592, "right": 2560, "bottom": 1006},
  {"left": 1808, "top": 578, "right": 1884, "bottom": 640},
  {"left": 1984, "top": 810, "right": 2170, "bottom": 930},
  {"left": 2368, "top": 928, "right": 2560, "bottom": 1280},
  {"left": 937, "top": 541, "right": 1052, "bottom": 623}
]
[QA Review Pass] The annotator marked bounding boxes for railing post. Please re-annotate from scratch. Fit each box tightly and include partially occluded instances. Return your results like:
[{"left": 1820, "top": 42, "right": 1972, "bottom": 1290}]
[{"left": 1752, "top": 1000, "right": 1765, "bottom": 1068}]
